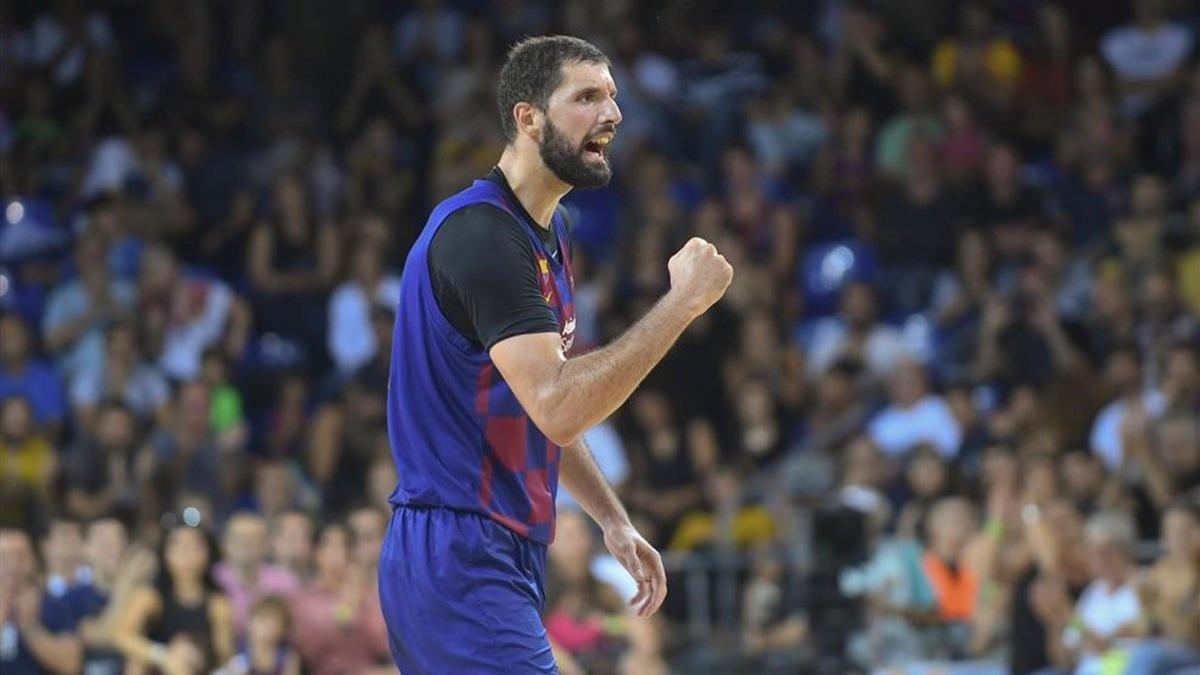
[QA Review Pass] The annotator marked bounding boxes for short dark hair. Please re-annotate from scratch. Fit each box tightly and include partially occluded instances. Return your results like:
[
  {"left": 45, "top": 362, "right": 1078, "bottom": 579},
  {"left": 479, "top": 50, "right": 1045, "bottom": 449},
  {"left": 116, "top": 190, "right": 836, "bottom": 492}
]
[{"left": 496, "top": 35, "right": 609, "bottom": 143}]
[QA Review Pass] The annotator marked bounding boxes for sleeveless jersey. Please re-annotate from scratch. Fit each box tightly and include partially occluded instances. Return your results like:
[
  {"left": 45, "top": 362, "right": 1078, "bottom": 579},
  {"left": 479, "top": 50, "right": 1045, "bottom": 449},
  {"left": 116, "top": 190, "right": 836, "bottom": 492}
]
[{"left": 386, "top": 178, "right": 576, "bottom": 544}]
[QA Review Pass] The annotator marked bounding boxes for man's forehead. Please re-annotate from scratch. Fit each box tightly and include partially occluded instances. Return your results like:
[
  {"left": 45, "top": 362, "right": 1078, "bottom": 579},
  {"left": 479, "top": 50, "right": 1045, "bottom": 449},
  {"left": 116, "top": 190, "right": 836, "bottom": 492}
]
[{"left": 557, "top": 61, "right": 616, "bottom": 93}]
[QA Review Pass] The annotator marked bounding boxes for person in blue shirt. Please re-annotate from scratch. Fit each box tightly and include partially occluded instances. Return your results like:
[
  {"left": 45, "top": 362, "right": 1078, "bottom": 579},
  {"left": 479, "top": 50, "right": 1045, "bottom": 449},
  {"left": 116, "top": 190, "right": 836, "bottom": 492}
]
[
  {"left": 380, "top": 35, "right": 734, "bottom": 673},
  {"left": 39, "top": 516, "right": 131, "bottom": 675},
  {"left": 0, "top": 314, "right": 66, "bottom": 439}
]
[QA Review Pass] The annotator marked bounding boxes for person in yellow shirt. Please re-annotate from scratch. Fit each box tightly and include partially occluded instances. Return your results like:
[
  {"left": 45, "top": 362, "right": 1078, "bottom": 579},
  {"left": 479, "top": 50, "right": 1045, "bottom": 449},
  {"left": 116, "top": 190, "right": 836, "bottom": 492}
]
[
  {"left": 0, "top": 396, "right": 57, "bottom": 525},
  {"left": 932, "top": 1, "right": 1022, "bottom": 92}
]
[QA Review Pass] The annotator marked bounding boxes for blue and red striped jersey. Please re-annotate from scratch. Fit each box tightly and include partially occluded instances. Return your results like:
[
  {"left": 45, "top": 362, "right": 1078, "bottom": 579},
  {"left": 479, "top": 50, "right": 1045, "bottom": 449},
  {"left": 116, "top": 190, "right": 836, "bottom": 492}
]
[{"left": 386, "top": 178, "right": 576, "bottom": 544}]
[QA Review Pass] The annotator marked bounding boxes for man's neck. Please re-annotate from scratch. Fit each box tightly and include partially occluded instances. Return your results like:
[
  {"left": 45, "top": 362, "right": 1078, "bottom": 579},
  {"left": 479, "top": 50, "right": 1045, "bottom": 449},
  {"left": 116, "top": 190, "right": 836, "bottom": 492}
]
[{"left": 496, "top": 147, "right": 571, "bottom": 229}]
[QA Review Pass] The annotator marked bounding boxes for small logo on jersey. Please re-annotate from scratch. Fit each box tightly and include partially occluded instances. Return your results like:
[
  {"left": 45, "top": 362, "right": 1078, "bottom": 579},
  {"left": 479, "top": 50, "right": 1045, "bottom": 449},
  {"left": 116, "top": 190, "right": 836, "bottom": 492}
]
[
  {"left": 561, "top": 315, "right": 576, "bottom": 353},
  {"left": 543, "top": 292, "right": 553, "bottom": 304}
]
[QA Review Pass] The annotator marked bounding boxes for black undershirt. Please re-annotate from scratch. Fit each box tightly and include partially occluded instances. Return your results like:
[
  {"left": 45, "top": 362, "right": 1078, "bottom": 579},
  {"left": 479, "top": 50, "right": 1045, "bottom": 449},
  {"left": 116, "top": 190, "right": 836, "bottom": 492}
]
[{"left": 428, "top": 167, "right": 570, "bottom": 351}]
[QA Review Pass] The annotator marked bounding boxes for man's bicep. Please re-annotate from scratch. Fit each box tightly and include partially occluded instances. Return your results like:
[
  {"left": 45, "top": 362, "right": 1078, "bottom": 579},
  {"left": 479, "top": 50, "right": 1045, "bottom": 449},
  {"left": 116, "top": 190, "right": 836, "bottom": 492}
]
[{"left": 489, "top": 332, "right": 567, "bottom": 437}]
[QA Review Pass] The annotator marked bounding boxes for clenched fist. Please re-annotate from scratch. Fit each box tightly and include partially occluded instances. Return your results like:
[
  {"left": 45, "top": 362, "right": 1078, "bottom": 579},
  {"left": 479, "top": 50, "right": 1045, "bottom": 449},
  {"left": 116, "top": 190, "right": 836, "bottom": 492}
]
[{"left": 667, "top": 237, "right": 734, "bottom": 318}]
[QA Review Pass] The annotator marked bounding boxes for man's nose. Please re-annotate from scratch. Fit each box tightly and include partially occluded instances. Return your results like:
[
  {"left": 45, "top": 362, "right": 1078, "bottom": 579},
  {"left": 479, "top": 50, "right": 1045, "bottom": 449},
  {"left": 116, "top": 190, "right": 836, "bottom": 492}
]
[{"left": 601, "top": 97, "right": 622, "bottom": 126}]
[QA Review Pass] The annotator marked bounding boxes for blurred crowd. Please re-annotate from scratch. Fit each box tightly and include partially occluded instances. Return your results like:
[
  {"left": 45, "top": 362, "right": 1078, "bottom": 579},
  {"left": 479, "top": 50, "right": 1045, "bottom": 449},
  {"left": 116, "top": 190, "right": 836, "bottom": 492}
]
[{"left": 1, "top": 0, "right": 1199, "bottom": 673}]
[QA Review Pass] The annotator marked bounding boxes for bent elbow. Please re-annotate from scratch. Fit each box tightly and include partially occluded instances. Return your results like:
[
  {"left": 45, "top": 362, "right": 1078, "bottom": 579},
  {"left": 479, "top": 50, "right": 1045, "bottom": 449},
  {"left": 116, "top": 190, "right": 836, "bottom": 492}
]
[
  {"left": 536, "top": 414, "right": 579, "bottom": 448},
  {"left": 529, "top": 397, "right": 580, "bottom": 447}
]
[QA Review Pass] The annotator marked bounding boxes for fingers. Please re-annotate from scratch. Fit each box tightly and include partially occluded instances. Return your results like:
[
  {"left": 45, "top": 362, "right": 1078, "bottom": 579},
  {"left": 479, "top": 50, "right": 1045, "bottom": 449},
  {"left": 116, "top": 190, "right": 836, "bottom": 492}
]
[
  {"left": 630, "top": 545, "right": 668, "bottom": 618},
  {"left": 647, "top": 548, "right": 668, "bottom": 616}
]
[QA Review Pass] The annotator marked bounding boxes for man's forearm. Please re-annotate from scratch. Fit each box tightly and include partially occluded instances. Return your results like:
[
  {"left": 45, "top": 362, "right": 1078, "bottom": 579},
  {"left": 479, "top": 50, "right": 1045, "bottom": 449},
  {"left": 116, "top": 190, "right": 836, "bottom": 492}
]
[
  {"left": 559, "top": 438, "right": 631, "bottom": 531},
  {"left": 20, "top": 622, "right": 82, "bottom": 675},
  {"left": 548, "top": 291, "right": 694, "bottom": 442}
]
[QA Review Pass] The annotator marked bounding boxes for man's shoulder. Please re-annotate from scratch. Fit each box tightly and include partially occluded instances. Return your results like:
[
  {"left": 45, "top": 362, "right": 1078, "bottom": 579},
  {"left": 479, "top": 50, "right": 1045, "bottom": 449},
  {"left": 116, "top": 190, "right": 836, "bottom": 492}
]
[
  {"left": 431, "top": 203, "right": 532, "bottom": 262},
  {"left": 439, "top": 201, "right": 522, "bottom": 231}
]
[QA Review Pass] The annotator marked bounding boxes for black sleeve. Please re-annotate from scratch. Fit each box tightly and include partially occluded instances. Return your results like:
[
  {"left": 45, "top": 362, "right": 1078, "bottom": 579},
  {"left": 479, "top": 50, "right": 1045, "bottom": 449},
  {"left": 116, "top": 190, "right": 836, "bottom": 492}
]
[{"left": 428, "top": 204, "right": 560, "bottom": 351}]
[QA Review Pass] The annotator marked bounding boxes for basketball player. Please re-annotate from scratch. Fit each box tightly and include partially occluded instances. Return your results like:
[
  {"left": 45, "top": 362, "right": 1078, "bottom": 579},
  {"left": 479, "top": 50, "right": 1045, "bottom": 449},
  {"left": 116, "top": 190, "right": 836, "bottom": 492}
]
[{"left": 379, "top": 35, "right": 733, "bottom": 673}]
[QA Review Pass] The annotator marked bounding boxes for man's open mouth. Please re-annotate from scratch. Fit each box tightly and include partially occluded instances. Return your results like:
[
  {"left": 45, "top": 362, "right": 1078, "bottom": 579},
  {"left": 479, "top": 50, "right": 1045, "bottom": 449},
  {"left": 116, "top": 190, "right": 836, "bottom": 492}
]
[{"left": 583, "top": 134, "right": 612, "bottom": 159}]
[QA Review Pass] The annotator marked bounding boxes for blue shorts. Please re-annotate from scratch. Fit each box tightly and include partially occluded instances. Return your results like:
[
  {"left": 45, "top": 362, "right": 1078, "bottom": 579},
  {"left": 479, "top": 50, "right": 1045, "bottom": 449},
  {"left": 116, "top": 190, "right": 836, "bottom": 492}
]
[{"left": 378, "top": 505, "right": 555, "bottom": 674}]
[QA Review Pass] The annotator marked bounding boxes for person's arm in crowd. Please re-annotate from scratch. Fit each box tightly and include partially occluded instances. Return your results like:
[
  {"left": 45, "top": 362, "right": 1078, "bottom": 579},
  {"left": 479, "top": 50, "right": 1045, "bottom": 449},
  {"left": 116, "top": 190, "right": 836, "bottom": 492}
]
[
  {"left": 221, "top": 296, "right": 253, "bottom": 365},
  {"left": 1029, "top": 301, "right": 1084, "bottom": 373},
  {"left": 491, "top": 238, "right": 732, "bottom": 447},
  {"left": 43, "top": 299, "right": 105, "bottom": 355},
  {"left": 1121, "top": 411, "right": 1176, "bottom": 511},
  {"left": 208, "top": 595, "right": 235, "bottom": 665},
  {"left": 202, "top": 192, "right": 259, "bottom": 259},
  {"left": 313, "top": 224, "right": 342, "bottom": 288},
  {"left": 560, "top": 438, "right": 667, "bottom": 617},
  {"left": 13, "top": 585, "right": 83, "bottom": 675},
  {"left": 88, "top": 548, "right": 157, "bottom": 650},
  {"left": 307, "top": 403, "right": 344, "bottom": 487},
  {"left": 110, "top": 586, "right": 167, "bottom": 671},
  {"left": 1028, "top": 575, "right": 1077, "bottom": 669},
  {"left": 971, "top": 296, "right": 1008, "bottom": 381}
]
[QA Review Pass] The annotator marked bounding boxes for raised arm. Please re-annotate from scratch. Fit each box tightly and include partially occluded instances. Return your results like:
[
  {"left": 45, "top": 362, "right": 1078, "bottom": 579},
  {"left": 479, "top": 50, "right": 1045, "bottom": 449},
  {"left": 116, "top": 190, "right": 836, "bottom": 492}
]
[{"left": 491, "top": 237, "right": 732, "bottom": 446}]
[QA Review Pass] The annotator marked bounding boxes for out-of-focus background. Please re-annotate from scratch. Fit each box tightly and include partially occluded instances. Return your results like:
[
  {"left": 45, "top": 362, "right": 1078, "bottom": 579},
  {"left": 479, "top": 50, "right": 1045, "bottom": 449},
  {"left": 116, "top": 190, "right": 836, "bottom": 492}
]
[{"left": 1, "top": 0, "right": 1198, "bottom": 674}]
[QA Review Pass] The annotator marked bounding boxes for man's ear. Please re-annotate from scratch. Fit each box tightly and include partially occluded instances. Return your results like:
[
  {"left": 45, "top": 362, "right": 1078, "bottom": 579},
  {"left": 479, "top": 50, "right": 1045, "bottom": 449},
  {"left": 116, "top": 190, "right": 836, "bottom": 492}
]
[{"left": 513, "top": 102, "right": 543, "bottom": 142}]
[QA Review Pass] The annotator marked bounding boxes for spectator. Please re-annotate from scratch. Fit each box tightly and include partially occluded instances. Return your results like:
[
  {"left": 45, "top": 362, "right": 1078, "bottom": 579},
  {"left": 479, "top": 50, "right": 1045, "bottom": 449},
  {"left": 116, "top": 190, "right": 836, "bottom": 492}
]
[
  {"left": 972, "top": 143, "right": 1044, "bottom": 264},
  {"left": 869, "top": 360, "right": 963, "bottom": 460},
  {"left": 63, "top": 401, "right": 140, "bottom": 520},
  {"left": 804, "top": 282, "right": 915, "bottom": 380},
  {"left": 0, "top": 527, "right": 64, "bottom": 674},
  {"left": 308, "top": 372, "right": 387, "bottom": 516},
  {"left": 875, "top": 64, "right": 942, "bottom": 177},
  {"left": 1127, "top": 500, "right": 1200, "bottom": 672},
  {"left": 1090, "top": 344, "right": 1166, "bottom": 471},
  {"left": 931, "top": 1, "right": 1022, "bottom": 99},
  {"left": 138, "top": 244, "right": 249, "bottom": 381},
  {"left": 38, "top": 516, "right": 135, "bottom": 675},
  {"left": 0, "top": 397, "right": 56, "bottom": 526},
  {"left": 269, "top": 512, "right": 313, "bottom": 582},
  {"left": 199, "top": 348, "right": 247, "bottom": 454},
  {"left": 25, "top": 0, "right": 115, "bottom": 87},
  {"left": 1100, "top": 0, "right": 1193, "bottom": 116},
  {"left": 69, "top": 320, "right": 170, "bottom": 429},
  {"left": 246, "top": 173, "right": 340, "bottom": 368},
  {"left": 1124, "top": 413, "right": 1200, "bottom": 538},
  {"left": 741, "top": 549, "right": 808, "bottom": 663},
  {"left": 346, "top": 505, "right": 387, "bottom": 577},
  {"left": 260, "top": 373, "right": 310, "bottom": 460},
  {"left": 0, "top": 314, "right": 66, "bottom": 436},
  {"left": 1009, "top": 498, "right": 1092, "bottom": 675},
  {"left": 895, "top": 445, "right": 953, "bottom": 540},
  {"left": 136, "top": 382, "right": 236, "bottom": 520},
  {"left": 544, "top": 509, "right": 667, "bottom": 675},
  {"left": 214, "top": 596, "right": 301, "bottom": 675},
  {"left": 249, "top": 459, "right": 306, "bottom": 523},
  {"left": 38, "top": 514, "right": 84, "bottom": 596},
  {"left": 326, "top": 242, "right": 400, "bottom": 376},
  {"left": 1053, "top": 511, "right": 1144, "bottom": 675},
  {"left": 40, "top": 233, "right": 135, "bottom": 383},
  {"left": 112, "top": 524, "right": 234, "bottom": 675},
  {"left": 288, "top": 522, "right": 390, "bottom": 675},
  {"left": 212, "top": 512, "right": 299, "bottom": 636}
]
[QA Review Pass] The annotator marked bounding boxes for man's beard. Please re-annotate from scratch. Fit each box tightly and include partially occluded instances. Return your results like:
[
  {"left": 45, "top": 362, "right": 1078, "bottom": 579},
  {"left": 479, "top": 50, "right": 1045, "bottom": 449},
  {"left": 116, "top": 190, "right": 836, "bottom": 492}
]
[{"left": 539, "top": 119, "right": 612, "bottom": 189}]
